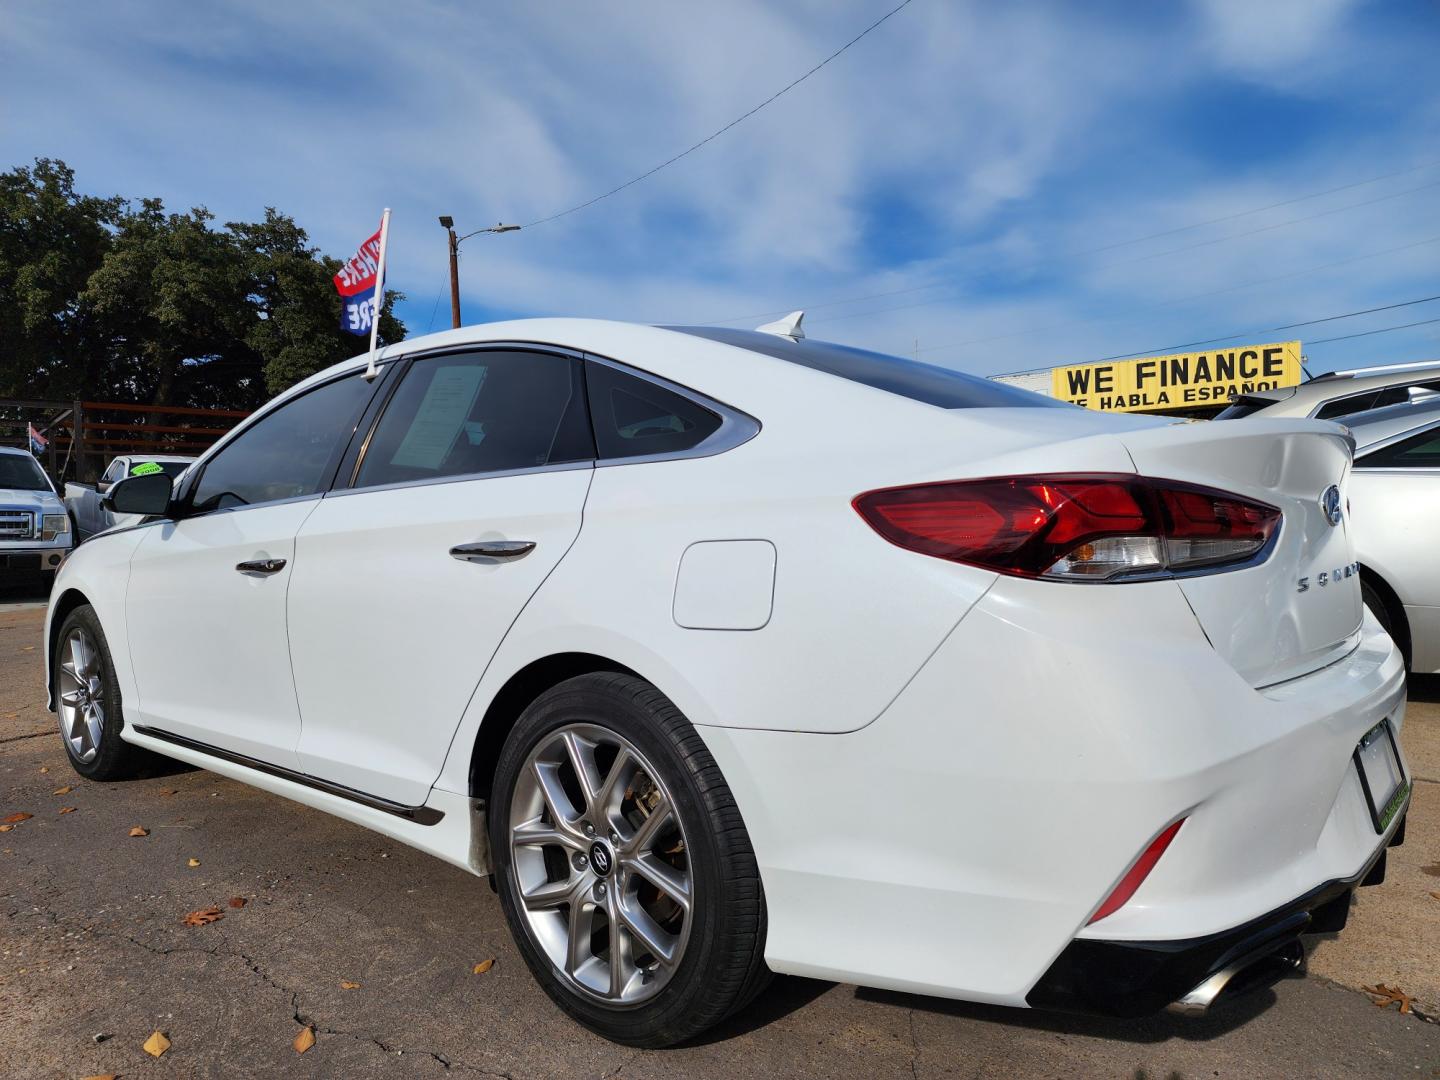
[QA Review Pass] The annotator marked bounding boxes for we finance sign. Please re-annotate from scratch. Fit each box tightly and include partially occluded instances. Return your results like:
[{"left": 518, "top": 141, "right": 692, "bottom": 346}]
[{"left": 1053, "top": 341, "right": 1302, "bottom": 413}]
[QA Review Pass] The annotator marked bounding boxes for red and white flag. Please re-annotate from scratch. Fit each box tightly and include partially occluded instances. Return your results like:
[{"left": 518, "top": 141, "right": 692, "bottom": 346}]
[{"left": 334, "top": 220, "right": 386, "bottom": 336}]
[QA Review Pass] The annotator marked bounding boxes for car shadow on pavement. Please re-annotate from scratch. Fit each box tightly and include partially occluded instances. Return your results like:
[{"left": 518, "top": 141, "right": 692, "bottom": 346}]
[
  {"left": 0, "top": 572, "right": 52, "bottom": 605},
  {"left": 854, "top": 974, "right": 1288, "bottom": 1044},
  {"left": 1409, "top": 673, "right": 1440, "bottom": 704}
]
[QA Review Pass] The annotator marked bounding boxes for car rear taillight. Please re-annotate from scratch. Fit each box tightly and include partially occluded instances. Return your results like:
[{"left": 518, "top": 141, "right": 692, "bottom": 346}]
[{"left": 853, "top": 474, "right": 1280, "bottom": 581}]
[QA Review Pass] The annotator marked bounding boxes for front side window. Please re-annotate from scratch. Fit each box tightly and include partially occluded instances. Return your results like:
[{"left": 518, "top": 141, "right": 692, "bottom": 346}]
[
  {"left": 189, "top": 374, "right": 376, "bottom": 513},
  {"left": 0, "top": 453, "right": 50, "bottom": 492},
  {"left": 585, "top": 361, "right": 722, "bottom": 459},
  {"left": 354, "top": 350, "right": 592, "bottom": 489},
  {"left": 1357, "top": 426, "right": 1440, "bottom": 470}
]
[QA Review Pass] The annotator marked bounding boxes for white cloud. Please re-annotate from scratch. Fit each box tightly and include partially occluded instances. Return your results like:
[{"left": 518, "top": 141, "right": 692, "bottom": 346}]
[{"left": 2, "top": 0, "right": 1436, "bottom": 375}]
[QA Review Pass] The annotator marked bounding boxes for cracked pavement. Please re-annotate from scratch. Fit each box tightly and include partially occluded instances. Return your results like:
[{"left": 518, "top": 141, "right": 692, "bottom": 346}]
[{"left": 3, "top": 580, "right": 1440, "bottom": 1077}]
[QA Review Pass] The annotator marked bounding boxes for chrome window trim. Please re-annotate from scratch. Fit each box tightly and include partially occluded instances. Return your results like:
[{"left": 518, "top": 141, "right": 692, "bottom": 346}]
[{"left": 324, "top": 458, "right": 594, "bottom": 501}]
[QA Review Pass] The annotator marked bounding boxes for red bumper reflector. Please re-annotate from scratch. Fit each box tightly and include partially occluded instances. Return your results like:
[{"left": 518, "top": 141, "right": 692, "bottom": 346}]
[{"left": 1088, "top": 818, "right": 1186, "bottom": 925}]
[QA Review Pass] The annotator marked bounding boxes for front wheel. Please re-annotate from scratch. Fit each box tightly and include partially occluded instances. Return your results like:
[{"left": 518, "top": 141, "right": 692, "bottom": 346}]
[
  {"left": 53, "top": 604, "right": 158, "bottom": 781},
  {"left": 490, "top": 673, "right": 769, "bottom": 1047}
]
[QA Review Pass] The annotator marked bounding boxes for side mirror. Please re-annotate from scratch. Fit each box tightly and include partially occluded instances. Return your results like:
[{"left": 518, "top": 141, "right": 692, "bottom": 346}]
[{"left": 102, "top": 472, "right": 174, "bottom": 517}]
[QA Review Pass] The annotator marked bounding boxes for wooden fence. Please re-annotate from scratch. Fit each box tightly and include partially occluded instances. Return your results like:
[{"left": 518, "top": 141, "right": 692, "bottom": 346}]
[{"left": 0, "top": 398, "right": 250, "bottom": 483}]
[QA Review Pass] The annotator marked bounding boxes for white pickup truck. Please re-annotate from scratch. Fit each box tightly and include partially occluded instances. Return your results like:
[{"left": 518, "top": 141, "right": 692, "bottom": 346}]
[
  {"left": 0, "top": 445, "right": 72, "bottom": 582},
  {"left": 65, "top": 454, "right": 194, "bottom": 541}
]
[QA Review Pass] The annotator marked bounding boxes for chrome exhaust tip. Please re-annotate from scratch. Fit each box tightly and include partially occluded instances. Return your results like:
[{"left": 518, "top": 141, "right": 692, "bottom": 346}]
[{"left": 1167, "top": 938, "right": 1306, "bottom": 1016}]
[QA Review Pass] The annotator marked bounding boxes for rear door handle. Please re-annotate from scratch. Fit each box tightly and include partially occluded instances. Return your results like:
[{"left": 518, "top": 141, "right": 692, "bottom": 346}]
[
  {"left": 450, "top": 541, "right": 536, "bottom": 563},
  {"left": 236, "top": 558, "right": 287, "bottom": 576}
]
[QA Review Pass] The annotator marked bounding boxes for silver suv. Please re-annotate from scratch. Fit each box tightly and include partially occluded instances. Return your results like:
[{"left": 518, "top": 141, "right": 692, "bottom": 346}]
[{"left": 1216, "top": 360, "right": 1440, "bottom": 421}]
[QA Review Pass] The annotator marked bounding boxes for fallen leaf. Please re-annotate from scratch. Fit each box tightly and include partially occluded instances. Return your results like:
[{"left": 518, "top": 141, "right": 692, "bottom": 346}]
[
  {"left": 340, "top": 980, "right": 361, "bottom": 990},
  {"left": 293, "top": 1026, "right": 315, "bottom": 1054},
  {"left": 2, "top": 812, "right": 32, "bottom": 824},
  {"left": 181, "top": 907, "right": 224, "bottom": 927},
  {"left": 1430, "top": 891, "right": 1440, "bottom": 901},
  {"left": 51, "top": 785, "right": 72, "bottom": 795},
  {"left": 157, "top": 788, "right": 177, "bottom": 797},
  {"left": 128, "top": 826, "right": 148, "bottom": 837},
  {"left": 38, "top": 766, "right": 49, "bottom": 773},
  {"left": 58, "top": 807, "right": 77, "bottom": 815},
  {"left": 143, "top": 1029, "right": 171, "bottom": 1057},
  {"left": 1363, "top": 983, "right": 1416, "bottom": 1014},
  {"left": 228, "top": 896, "right": 247, "bottom": 909},
  {"left": 187, "top": 858, "right": 201, "bottom": 867},
  {"left": 0, "top": 825, "right": 13, "bottom": 833},
  {"left": 80, "top": 1074, "right": 118, "bottom": 1080},
  {"left": 472, "top": 958, "right": 495, "bottom": 975}
]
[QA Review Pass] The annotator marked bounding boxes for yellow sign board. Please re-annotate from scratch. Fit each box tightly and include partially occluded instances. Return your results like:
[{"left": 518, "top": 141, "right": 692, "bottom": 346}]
[{"left": 1052, "top": 341, "right": 1302, "bottom": 413}]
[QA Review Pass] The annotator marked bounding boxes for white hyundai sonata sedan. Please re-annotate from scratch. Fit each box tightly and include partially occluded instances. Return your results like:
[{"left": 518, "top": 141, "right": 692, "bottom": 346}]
[{"left": 46, "top": 317, "right": 1410, "bottom": 1046}]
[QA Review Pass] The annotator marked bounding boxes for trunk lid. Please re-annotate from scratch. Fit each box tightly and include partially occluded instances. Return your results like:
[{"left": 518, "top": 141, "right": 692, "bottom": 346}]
[{"left": 1117, "top": 418, "right": 1360, "bottom": 687}]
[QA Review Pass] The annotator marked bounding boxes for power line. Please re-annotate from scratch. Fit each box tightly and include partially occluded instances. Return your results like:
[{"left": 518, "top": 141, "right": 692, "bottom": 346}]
[
  {"left": 912, "top": 233, "right": 1440, "bottom": 358},
  {"left": 1306, "top": 316, "right": 1440, "bottom": 347},
  {"left": 1084, "top": 294, "right": 1440, "bottom": 364},
  {"left": 521, "top": 0, "right": 917, "bottom": 230},
  {"left": 699, "top": 158, "right": 1440, "bottom": 327}
]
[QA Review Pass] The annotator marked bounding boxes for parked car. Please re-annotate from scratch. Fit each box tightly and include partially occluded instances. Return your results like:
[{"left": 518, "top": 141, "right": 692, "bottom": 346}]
[
  {"left": 1344, "top": 396, "right": 1440, "bottom": 674},
  {"left": 1215, "top": 360, "right": 1440, "bottom": 421},
  {"left": 65, "top": 454, "right": 194, "bottom": 541},
  {"left": 0, "top": 445, "right": 72, "bottom": 583},
  {"left": 45, "top": 318, "right": 1409, "bottom": 1046}
]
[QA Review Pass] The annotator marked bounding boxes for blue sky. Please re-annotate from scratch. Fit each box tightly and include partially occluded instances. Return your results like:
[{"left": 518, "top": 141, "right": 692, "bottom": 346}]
[{"left": 4, "top": 0, "right": 1438, "bottom": 376}]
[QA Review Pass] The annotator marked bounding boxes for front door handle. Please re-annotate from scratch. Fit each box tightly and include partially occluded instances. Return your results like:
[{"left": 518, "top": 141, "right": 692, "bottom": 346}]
[
  {"left": 450, "top": 541, "right": 536, "bottom": 563},
  {"left": 236, "top": 558, "right": 287, "bottom": 576}
]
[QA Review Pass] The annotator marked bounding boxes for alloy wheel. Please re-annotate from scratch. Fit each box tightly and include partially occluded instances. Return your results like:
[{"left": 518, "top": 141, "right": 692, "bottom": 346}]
[
  {"left": 57, "top": 628, "right": 105, "bottom": 764},
  {"left": 508, "top": 722, "right": 693, "bottom": 1006}
]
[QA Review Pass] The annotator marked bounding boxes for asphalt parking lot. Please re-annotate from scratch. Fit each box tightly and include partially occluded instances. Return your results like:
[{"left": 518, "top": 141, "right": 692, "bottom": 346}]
[{"left": 2, "top": 577, "right": 1439, "bottom": 1079}]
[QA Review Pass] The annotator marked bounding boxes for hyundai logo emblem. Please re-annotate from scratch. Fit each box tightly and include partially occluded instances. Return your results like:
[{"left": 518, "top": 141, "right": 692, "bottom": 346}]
[
  {"left": 1320, "top": 485, "right": 1343, "bottom": 527},
  {"left": 588, "top": 840, "right": 613, "bottom": 876}
]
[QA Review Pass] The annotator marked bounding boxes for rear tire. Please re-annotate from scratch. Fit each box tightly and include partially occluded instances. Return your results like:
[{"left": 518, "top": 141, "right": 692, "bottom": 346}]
[
  {"left": 490, "top": 672, "right": 769, "bottom": 1047},
  {"left": 53, "top": 604, "right": 158, "bottom": 781}
]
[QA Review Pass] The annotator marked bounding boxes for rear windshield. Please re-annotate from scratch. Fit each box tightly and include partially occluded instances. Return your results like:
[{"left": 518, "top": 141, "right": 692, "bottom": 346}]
[
  {"left": 0, "top": 452, "right": 52, "bottom": 492},
  {"left": 668, "top": 327, "right": 1070, "bottom": 410}
]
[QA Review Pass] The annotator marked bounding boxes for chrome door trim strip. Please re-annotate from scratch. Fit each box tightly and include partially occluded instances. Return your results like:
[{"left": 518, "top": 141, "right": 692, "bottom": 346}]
[{"left": 130, "top": 725, "right": 445, "bottom": 825}]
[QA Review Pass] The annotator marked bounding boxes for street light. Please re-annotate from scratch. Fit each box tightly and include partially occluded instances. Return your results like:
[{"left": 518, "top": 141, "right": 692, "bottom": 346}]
[{"left": 438, "top": 216, "right": 521, "bottom": 329}]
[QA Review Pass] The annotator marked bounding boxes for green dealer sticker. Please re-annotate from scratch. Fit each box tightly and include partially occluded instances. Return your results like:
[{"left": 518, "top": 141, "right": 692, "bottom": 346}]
[{"left": 129, "top": 461, "right": 164, "bottom": 477}]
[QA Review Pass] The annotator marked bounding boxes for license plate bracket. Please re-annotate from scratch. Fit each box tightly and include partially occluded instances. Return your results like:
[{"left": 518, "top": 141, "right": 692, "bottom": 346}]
[{"left": 1354, "top": 719, "right": 1408, "bottom": 834}]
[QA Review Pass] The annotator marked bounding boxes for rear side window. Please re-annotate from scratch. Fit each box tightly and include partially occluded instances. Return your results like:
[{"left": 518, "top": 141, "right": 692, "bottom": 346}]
[
  {"left": 669, "top": 326, "right": 1070, "bottom": 410},
  {"left": 190, "top": 374, "right": 375, "bottom": 512},
  {"left": 1357, "top": 427, "right": 1440, "bottom": 470},
  {"left": 354, "top": 350, "right": 592, "bottom": 489},
  {"left": 585, "top": 361, "right": 722, "bottom": 459},
  {"left": 1315, "top": 381, "right": 1440, "bottom": 421}
]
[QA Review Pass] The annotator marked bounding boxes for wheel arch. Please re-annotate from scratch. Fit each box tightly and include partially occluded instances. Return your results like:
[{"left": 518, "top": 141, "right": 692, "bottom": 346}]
[
  {"left": 468, "top": 652, "right": 639, "bottom": 802},
  {"left": 1359, "top": 563, "right": 1411, "bottom": 668},
  {"left": 46, "top": 587, "right": 93, "bottom": 709}
]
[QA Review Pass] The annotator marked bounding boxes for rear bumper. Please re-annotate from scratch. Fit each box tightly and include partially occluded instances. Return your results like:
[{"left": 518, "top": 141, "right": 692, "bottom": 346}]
[
  {"left": 1027, "top": 805, "right": 1408, "bottom": 1018},
  {"left": 699, "top": 576, "right": 1409, "bottom": 1008}
]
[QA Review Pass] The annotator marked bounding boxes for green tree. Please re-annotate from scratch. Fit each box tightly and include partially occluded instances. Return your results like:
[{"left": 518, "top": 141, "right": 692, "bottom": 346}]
[
  {"left": 0, "top": 158, "right": 405, "bottom": 410},
  {"left": 0, "top": 159, "right": 122, "bottom": 401}
]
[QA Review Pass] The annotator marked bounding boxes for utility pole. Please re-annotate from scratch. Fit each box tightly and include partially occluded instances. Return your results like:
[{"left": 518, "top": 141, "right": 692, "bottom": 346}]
[{"left": 437, "top": 217, "right": 520, "bottom": 329}]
